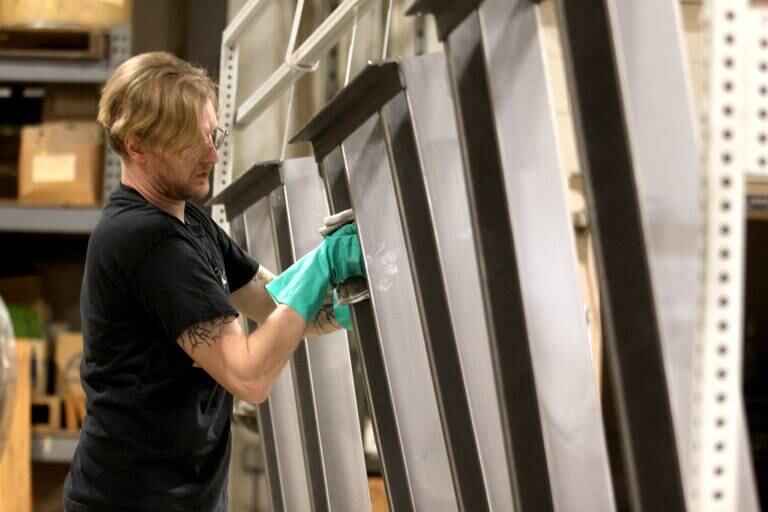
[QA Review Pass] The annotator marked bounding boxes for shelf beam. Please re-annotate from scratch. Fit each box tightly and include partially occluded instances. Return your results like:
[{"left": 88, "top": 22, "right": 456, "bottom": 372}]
[{"left": 0, "top": 205, "right": 101, "bottom": 234}]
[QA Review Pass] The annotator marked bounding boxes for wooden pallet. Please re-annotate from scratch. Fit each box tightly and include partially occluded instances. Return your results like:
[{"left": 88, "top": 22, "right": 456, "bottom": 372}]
[
  {"left": 31, "top": 394, "right": 85, "bottom": 434},
  {"left": 30, "top": 395, "right": 60, "bottom": 434},
  {"left": 0, "top": 25, "right": 107, "bottom": 60},
  {"left": 62, "top": 393, "right": 86, "bottom": 433}
]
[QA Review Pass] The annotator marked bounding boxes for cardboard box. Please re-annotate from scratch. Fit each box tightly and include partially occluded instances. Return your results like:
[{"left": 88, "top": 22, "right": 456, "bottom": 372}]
[
  {"left": 0, "top": 0, "right": 132, "bottom": 29},
  {"left": 54, "top": 331, "right": 83, "bottom": 397},
  {"left": 18, "top": 121, "right": 103, "bottom": 206},
  {"left": 42, "top": 85, "right": 100, "bottom": 122}
]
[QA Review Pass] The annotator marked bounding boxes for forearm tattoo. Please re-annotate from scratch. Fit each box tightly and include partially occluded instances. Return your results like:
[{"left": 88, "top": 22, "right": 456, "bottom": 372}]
[
  {"left": 310, "top": 303, "right": 339, "bottom": 335},
  {"left": 179, "top": 314, "right": 237, "bottom": 351}
]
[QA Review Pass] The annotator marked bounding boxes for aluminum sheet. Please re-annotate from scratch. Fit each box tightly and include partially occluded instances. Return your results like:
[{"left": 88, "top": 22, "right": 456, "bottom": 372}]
[
  {"left": 281, "top": 157, "right": 371, "bottom": 512},
  {"left": 608, "top": 1, "right": 759, "bottom": 509},
  {"left": 479, "top": 0, "right": 615, "bottom": 509},
  {"left": 242, "top": 198, "right": 312, "bottom": 512},
  {"left": 399, "top": 53, "right": 512, "bottom": 512},
  {"left": 342, "top": 114, "right": 459, "bottom": 512}
]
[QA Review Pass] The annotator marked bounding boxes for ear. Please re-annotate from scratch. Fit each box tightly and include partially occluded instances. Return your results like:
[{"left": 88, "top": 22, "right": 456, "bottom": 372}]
[{"left": 123, "top": 137, "right": 147, "bottom": 165}]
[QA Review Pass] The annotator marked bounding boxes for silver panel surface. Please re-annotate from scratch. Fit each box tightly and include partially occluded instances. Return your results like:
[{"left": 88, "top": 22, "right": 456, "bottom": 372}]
[
  {"left": 479, "top": 0, "right": 615, "bottom": 510},
  {"left": 243, "top": 198, "right": 312, "bottom": 512},
  {"left": 281, "top": 157, "right": 371, "bottom": 512},
  {"left": 607, "top": 2, "right": 759, "bottom": 509},
  {"left": 400, "top": 54, "right": 512, "bottom": 512},
  {"left": 342, "top": 115, "right": 458, "bottom": 511}
]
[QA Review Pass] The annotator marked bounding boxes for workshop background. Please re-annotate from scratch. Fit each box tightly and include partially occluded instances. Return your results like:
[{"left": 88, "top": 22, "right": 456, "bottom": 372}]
[{"left": 0, "top": 1, "right": 765, "bottom": 512}]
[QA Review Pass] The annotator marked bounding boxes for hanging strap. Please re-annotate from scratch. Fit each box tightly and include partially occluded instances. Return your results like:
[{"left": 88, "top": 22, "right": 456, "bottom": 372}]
[
  {"left": 280, "top": 0, "right": 318, "bottom": 160},
  {"left": 381, "top": 0, "right": 394, "bottom": 60}
]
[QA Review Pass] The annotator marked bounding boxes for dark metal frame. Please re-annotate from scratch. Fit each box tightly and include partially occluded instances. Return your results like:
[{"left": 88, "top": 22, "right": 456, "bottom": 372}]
[
  {"left": 317, "top": 145, "right": 415, "bottom": 512},
  {"left": 209, "top": 163, "right": 331, "bottom": 511},
  {"left": 553, "top": 2, "right": 686, "bottom": 510},
  {"left": 229, "top": 214, "right": 286, "bottom": 512},
  {"left": 294, "top": 60, "right": 490, "bottom": 512},
  {"left": 405, "top": 3, "right": 555, "bottom": 510}
]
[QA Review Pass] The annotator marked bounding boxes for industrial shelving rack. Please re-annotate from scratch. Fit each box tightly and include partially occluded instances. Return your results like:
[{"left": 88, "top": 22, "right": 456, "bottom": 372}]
[
  {"left": 0, "top": 24, "right": 131, "bottom": 462},
  {"left": 0, "top": 24, "right": 131, "bottom": 234}
]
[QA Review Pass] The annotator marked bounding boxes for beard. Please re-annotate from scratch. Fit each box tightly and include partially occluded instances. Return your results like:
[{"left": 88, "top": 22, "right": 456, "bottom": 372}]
[{"left": 154, "top": 157, "right": 211, "bottom": 201}]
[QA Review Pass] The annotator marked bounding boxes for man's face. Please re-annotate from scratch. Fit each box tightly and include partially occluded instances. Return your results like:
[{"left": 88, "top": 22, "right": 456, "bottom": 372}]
[{"left": 146, "top": 100, "right": 219, "bottom": 201}]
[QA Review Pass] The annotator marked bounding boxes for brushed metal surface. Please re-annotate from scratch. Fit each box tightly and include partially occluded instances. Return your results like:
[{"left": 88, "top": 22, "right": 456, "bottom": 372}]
[
  {"left": 479, "top": 0, "right": 615, "bottom": 509},
  {"left": 281, "top": 157, "right": 371, "bottom": 512},
  {"left": 608, "top": 1, "right": 759, "bottom": 509},
  {"left": 342, "top": 114, "right": 459, "bottom": 511},
  {"left": 242, "top": 199, "right": 312, "bottom": 512},
  {"left": 399, "top": 53, "right": 512, "bottom": 512}
]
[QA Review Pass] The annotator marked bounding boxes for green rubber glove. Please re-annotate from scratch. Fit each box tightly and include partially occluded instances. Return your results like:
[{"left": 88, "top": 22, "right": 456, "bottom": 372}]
[
  {"left": 266, "top": 223, "right": 364, "bottom": 322},
  {"left": 265, "top": 245, "right": 331, "bottom": 322},
  {"left": 333, "top": 290, "right": 352, "bottom": 331},
  {"left": 324, "top": 223, "right": 364, "bottom": 286}
]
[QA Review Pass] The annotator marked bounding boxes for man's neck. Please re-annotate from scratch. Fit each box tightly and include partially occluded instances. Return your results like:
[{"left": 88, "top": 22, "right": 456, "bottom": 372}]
[{"left": 121, "top": 165, "right": 185, "bottom": 222}]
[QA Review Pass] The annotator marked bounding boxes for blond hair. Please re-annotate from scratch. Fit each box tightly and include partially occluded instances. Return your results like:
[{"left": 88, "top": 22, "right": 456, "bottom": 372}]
[{"left": 98, "top": 52, "right": 217, "bottom": 158}]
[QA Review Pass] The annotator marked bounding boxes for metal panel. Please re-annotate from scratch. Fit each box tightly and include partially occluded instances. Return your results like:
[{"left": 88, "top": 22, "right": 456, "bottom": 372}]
[
  {"left": 342, "top": 114, "right": 458, "bottom": 512},
  {"left": 280, "top": 157, "right": 371, "bottom": 512},
  {"left": 382, "top": 90, "right": 490, "bottom": 511},
  {"left": 268, "top": 183, "right": 329, "bottom": 512},
  {"left": 475, "top": 1, "right": 616, "bottom": 510},
  {"left": 554, "top": 1, "right": 687, "bottom": 509},
  {"left": 242, "top": 197, "right": 312, "bottom": 512},
  {"left": 443, "top": 11, "right": 554, "bottom": 511},
  {"left": 0, "top": 206, "right": 101, "bottom": 234},
  {"left": 397, "top": 53, "right": 513, "bottom": 512},
  {"left": 230, "top": 214, "right": 285, "bottom": 512},
  {"left": 318, "top": 147, "right": 414, "bottom": 511},
  {"left": 606, "top": 3, "right": 757, "bottom": 510}
]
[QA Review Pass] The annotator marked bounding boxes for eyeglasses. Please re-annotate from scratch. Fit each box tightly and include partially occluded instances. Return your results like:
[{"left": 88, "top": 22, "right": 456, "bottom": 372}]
[
  {"left": 210, "top": 127, "right": 229, "bottom": 151},
  {"left": 182, "top": 126, "right": 229, "bottom": 161}
]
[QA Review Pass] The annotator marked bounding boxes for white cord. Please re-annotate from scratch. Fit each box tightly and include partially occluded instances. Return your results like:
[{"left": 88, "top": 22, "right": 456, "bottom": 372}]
[
  {"left": 280, "top": 84, "right": 296, "bottom": 161},
  {"left": 344, "top": 9, "right": 359, "bottom": 86},
  {"left": 280, "top": 0, "right": 310, "bottom": 161},
  {"left": 285, "top": 0, "right": 307, "bottom": 62},
  {"left": 381, "top": 0, "right": 394, "bottom": 60}
]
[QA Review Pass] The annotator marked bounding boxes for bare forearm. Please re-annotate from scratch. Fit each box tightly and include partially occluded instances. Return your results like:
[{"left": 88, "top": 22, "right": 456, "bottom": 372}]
[{"left": 237, "top": 305, "right": 306, "bottom": 390}]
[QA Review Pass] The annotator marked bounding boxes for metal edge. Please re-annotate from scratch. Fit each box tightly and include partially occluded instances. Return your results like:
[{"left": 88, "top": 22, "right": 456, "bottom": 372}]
[
  {"left": 269, "top": 185, "right": 331, "bottom": 512},
  {"left": 444, "top": 11, "right": 554, "bottom": 511},
  {"left": 405, "top": 0, "right": 483, "bottom": 41},
  {"left": 318, "top": 148, "right": 416, "bottom": 512},
  {"left": 553, "top": 1, "right": 687, "bottom": 510},
  {"left": 205, "top": 160, "right": 282, "bottom": 220},
  {"left": 381, "top": 91, "right": 490, "bottom": 510},
  {"left": 290, "top": 62, "right": 403, "bottom": 161}
]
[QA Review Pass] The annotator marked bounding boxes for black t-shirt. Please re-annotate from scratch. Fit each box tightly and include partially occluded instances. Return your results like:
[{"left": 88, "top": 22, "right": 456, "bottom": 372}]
[{"left": 63, "top": 184, "right": 258, "bottom": 512}]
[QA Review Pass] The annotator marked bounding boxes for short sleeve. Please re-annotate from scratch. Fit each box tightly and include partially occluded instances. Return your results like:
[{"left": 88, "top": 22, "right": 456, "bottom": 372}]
[
  {"left": 132, "top": 236, "right": 239, "bottom": 341},
  {"left": 212, "top": 221, "right": 259, "bottom": 293}
]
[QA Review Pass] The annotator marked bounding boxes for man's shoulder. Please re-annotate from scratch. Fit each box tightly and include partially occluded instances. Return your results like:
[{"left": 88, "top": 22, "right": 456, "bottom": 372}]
[
  {"left": 88, "top": 199, "right": 183, "bottom": 278},
  {"left": 95, "top": 202, "right": 176, "bottom": 247}
]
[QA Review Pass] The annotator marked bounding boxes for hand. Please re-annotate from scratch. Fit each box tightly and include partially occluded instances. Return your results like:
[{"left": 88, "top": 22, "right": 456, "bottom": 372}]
[
  {"left": 265, "top": 222, "right": 364, "bottom": 323},
  {"left": 323, "top": 223, "right": 365, "bottom": 286}
]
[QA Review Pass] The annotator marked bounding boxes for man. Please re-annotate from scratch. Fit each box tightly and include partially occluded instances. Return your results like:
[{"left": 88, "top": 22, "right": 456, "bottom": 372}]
[{"left": 63, "top": 52, "right": 364, "bottom": 512}]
